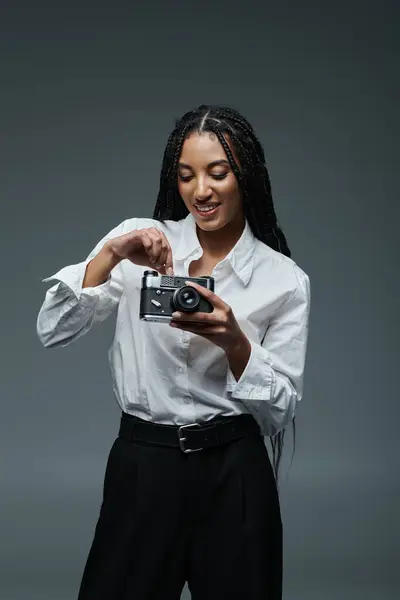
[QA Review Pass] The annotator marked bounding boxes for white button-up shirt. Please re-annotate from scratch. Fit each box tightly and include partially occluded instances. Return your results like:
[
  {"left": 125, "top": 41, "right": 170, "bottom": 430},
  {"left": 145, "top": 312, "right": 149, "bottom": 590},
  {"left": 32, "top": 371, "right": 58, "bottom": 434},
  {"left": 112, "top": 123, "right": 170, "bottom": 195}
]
[{"left": 36, "top": 212, "right": 311, "bottom": 437}]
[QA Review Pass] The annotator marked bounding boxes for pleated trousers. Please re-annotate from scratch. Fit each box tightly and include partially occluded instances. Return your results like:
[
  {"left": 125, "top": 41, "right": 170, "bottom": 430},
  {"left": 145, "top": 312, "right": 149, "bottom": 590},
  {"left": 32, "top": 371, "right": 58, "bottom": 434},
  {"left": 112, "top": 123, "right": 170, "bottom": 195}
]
[{"left": 77, "top": 413, "right": 282, "bottom": 600}]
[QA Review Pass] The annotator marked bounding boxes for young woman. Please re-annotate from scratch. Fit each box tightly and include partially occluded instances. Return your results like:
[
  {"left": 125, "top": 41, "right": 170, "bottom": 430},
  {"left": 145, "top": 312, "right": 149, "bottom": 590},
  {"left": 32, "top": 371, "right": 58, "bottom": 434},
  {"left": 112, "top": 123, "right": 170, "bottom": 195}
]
[{"left": 37, "top": 104, "right": 311, "bottom": 600}]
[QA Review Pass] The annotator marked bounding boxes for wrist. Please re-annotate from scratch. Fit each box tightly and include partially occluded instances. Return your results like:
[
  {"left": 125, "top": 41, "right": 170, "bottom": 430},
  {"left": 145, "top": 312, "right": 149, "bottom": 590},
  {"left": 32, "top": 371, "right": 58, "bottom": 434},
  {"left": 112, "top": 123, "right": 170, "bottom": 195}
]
[
  {"left": 83, "top": 243, "right": 122, "bottom": 288},
  {"left": 224, "top": 331, "right": 251, "bottom": 359},
  {"left": 102, "top": 242, "right": 123, "bottom": 268},
  {"left": 224, "top": 332, "right": 251, "bottom": 382}
]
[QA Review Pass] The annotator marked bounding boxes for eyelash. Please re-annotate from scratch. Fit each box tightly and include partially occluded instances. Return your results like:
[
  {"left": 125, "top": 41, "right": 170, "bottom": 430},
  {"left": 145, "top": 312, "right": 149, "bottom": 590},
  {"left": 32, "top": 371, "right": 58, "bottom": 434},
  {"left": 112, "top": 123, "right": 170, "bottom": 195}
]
[{"left": 179, "top": 173, "right": 228, "bottom": 182}]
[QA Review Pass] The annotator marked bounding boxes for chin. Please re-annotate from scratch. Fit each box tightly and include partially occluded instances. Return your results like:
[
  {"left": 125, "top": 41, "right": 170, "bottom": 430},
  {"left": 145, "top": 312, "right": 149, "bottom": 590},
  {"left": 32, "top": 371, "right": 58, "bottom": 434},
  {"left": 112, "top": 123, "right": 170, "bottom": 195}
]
[{"left": 192, "top": 213, "right": 227, "bottom": 231}]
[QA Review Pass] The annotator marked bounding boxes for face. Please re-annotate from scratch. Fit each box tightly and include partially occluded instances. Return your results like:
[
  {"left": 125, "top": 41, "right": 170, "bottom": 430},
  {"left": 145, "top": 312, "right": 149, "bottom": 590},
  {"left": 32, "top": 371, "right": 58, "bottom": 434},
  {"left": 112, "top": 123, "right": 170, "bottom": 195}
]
[{"left": 177, "top": 131, "right": 243, "bottom": 232}]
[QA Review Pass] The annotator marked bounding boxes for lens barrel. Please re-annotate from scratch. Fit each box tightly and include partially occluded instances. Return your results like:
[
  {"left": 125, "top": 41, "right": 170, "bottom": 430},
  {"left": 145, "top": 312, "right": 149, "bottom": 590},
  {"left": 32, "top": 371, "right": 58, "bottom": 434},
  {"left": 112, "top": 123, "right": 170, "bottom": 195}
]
[{"left": 172, "top": 286, "right": 200, "bottom": 312}]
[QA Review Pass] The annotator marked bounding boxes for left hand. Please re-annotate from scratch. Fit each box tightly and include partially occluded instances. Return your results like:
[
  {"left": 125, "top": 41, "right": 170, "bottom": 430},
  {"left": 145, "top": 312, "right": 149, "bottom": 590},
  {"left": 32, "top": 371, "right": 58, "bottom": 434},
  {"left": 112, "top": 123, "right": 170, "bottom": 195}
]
[{"left": 169, "top": 280, "right": 247, "bottom": 352}]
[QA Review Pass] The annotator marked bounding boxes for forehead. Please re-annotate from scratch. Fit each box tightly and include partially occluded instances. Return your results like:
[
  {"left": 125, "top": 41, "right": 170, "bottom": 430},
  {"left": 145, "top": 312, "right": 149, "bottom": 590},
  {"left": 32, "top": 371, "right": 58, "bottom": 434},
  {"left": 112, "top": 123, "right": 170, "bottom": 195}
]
[{"left": 179, "top": 132, "right": 228, "bottom": 164}]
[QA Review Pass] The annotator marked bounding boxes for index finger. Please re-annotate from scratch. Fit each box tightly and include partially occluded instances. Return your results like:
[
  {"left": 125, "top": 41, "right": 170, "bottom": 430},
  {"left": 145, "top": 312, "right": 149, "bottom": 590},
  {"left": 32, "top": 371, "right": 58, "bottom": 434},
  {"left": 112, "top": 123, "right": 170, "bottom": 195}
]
[{"left": 159, "top": 231, "right": 174, "bottom": 274}]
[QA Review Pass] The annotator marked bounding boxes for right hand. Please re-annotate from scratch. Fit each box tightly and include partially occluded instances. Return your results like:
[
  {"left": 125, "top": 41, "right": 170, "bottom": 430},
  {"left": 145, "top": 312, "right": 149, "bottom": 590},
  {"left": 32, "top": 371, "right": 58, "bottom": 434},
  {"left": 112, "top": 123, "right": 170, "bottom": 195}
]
[{"left": 105, "top": 227, "right": 174, "bottom": 275}]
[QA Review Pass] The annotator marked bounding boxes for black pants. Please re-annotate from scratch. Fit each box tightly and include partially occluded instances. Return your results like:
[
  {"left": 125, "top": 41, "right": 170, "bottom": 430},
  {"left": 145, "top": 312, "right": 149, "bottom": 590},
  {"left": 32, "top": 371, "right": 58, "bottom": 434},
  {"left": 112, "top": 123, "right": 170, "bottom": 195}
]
[{"left": 77, "top": 413, "right": 282, "bottom": 599}]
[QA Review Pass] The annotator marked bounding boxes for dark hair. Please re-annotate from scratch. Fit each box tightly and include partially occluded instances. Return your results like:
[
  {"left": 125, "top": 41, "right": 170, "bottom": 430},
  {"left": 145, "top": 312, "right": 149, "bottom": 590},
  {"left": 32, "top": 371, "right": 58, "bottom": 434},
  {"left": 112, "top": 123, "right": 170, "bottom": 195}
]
[{"left": 153, "top": 104, "right": 295, "bottom": 485}]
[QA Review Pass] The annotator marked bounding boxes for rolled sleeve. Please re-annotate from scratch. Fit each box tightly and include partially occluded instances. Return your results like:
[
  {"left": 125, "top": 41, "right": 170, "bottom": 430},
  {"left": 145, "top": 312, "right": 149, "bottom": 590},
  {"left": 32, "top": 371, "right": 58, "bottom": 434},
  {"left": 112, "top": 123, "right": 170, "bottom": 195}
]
[
  {"left": 225, "top": 340, "right": 275, "bottom": 400},
  {"left": 36, "top": 219, "right": 134, "bottom": 348},
  {"left": 42, "top": 259, "right": 118, "bottom": 311},
  {"left": 226, "top": 266, "right": 311, "bottom": 435}
]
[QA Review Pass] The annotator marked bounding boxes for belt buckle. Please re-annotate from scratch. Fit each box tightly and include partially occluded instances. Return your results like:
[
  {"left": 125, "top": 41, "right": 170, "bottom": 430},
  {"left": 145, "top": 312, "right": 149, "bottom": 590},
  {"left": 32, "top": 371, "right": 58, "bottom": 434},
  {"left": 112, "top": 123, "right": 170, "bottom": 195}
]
[{"left": 178, "top": 423, "right": 203, "bottom": 453}]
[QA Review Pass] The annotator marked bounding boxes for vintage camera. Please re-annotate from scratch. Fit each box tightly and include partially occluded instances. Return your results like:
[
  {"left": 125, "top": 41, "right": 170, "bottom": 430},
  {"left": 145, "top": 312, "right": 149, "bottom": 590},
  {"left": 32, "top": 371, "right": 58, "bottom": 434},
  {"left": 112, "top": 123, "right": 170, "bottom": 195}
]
[{"left": 139, "top": 270, "right": 215, "bottom": 322}]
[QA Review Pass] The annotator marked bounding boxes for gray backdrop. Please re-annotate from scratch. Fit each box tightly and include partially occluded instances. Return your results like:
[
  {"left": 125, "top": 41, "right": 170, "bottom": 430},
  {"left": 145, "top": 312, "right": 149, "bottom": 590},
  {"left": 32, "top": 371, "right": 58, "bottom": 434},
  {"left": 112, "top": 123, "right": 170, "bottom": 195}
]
[{"left": 1, "top": 1, "right": 398, "bottom": 599}]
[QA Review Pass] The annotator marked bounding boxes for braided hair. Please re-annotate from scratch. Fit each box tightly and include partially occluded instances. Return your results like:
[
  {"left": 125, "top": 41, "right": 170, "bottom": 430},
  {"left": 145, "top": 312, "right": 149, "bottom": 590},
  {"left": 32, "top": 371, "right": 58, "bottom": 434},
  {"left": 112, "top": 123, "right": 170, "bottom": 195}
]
[{"left": 153, "top": 104, "right": 294, "bottom": 484}]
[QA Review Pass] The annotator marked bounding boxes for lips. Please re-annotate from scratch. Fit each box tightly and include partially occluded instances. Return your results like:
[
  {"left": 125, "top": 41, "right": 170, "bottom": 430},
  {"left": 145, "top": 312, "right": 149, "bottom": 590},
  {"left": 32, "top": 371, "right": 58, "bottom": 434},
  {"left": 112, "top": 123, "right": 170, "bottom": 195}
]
[{"left": 194, "top": 203, "right": 221, "bottom": 217}]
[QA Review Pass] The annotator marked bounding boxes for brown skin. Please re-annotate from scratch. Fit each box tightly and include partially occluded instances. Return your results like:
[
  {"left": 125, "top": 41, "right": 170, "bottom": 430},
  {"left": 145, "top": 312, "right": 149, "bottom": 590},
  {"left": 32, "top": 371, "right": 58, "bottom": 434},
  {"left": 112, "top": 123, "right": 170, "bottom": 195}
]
[
  {"left": 170, "top": 131, "right": 251, "bottom": 380},
  {"left": 82, "top": 228, "right": 174, "bottom": 287},
  {"left": 177, "top": 131, "right": 245, "bottom": 259},
  {"left": 83, "top": 131, "right": 251, "bottom": 381}
]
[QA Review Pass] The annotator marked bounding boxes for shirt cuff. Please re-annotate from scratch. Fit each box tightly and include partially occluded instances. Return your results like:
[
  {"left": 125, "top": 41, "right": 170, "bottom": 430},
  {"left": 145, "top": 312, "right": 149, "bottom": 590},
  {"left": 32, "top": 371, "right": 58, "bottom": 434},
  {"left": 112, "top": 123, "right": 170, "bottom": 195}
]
[
  {"left": 225, "top": 340, "right": 275, "bottom": 401},
  {"left": 42, "top": 260, "right": 113, "bottom": 308}
]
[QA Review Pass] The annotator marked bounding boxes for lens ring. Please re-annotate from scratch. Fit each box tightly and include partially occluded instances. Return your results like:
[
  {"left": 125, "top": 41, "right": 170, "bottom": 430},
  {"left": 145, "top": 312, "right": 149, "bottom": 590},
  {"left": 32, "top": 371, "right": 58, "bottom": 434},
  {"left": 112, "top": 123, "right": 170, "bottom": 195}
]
[{"left": 172, "top": 286, "right": 200, "bottom": 312}]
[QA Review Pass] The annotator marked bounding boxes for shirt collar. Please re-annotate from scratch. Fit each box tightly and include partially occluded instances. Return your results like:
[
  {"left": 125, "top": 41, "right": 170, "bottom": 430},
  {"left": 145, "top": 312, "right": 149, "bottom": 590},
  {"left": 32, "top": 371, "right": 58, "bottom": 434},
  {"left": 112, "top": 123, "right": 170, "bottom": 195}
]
[{"left": 174, "top": 212, "right": 256, "bottom": 286}]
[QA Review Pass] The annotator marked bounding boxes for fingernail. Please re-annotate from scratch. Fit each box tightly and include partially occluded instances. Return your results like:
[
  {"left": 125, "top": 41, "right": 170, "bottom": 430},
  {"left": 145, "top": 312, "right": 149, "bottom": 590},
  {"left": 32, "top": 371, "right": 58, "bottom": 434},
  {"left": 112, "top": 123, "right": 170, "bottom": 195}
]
[
  {"left": 167, "top": 267, "right": 174, "bottom": 275},
  {"left": 172, "top": 312, "right": 181, "bottom": 318}
]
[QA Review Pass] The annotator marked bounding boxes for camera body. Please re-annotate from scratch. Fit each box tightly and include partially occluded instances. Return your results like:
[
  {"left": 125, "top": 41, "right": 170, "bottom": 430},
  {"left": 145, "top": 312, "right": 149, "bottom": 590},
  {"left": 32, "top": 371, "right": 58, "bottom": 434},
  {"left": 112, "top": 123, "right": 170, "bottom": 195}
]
[{"left": 139, "top": 270, "right": 215, "bottom": 323}]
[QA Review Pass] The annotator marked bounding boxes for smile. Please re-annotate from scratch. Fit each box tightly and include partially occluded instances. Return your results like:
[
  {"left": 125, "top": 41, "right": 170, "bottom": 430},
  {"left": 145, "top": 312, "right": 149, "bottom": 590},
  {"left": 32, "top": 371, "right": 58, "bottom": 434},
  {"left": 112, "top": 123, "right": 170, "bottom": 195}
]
[{"left": 194, "top": 203, "right": 221, "bottom": 216}]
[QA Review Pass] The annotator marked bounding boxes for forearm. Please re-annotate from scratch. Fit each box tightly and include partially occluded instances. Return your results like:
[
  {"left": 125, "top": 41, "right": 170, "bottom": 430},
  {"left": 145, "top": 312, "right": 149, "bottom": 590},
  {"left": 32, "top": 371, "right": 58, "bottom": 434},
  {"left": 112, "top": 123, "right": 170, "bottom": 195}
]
[
  {"left": 82, "top": 243, "right": 122, "bottom": 288},
  {"left": 225, "top": 333, "right": 252, "bottom": 381}
]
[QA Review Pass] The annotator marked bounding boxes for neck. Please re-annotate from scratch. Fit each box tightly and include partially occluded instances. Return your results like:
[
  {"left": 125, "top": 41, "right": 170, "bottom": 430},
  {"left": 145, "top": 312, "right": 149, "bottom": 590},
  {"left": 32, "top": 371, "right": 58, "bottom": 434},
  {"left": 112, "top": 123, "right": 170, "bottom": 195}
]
[{"left": 196, "top": 212, "right": 246, "bottom": 260}]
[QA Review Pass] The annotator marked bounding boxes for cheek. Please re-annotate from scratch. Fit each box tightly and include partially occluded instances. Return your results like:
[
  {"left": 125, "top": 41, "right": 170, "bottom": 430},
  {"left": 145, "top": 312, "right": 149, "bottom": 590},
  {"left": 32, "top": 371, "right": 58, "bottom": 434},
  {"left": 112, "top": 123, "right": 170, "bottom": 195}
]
[
  {"left": 177, "top": 182, "right": 191, "bottom": 202},
  {"left": 219, "top": 180, "right": 241, "bottom": 203}
]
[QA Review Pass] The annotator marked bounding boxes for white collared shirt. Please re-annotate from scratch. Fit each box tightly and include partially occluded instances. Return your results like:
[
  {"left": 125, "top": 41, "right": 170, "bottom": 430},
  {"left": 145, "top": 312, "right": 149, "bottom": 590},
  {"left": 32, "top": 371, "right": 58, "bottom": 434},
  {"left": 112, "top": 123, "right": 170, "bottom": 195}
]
[{"left": 36, "top": 213, "right": 311, "bottom": 437}]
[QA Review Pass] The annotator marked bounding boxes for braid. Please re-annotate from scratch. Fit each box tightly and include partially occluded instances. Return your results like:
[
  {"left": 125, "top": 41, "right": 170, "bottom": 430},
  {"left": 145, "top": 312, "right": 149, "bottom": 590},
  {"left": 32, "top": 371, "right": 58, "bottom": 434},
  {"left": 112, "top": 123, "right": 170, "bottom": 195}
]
[
  {"left": 170, "top": 125, "right": 190, "bottom": 219},
  {"left": 215, "top": 107, "right": 266, "bottom": 164},
  {"left": 212, "top": 129, "right": 242, "bottom": 182},
  {"left": 212, "top": 116, "right": 288, "bottom": 257},
  {"left": 152, "top": 105, "right": 295, "bottom": 483},
  {"left": 215, "top": 126, "right": 266, "bottom": 242}
]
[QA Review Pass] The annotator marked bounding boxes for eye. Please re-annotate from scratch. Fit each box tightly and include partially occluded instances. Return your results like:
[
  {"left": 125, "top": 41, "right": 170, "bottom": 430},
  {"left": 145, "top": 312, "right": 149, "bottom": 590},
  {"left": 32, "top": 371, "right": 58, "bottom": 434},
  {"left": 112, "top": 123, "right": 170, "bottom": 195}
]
[
  {"left": 179, "top": 174, "right": 193, "bottom": 182},
  {"left": 178, "top": 172, "right": 228, "bottom": 182}
]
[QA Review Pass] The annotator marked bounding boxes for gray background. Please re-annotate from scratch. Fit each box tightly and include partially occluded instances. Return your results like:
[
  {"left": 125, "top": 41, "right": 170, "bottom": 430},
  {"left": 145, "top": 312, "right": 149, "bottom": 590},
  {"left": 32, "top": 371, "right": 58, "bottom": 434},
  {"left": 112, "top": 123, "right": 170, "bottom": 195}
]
[{"left": 1, "top": 1, "right": 398, "bottom": 598}]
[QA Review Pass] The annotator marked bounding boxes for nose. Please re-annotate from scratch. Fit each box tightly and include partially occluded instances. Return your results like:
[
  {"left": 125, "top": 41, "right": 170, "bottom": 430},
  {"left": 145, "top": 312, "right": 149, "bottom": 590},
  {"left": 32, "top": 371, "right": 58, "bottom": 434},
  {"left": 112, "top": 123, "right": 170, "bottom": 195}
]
[{"left": 195, "top": 178, "right": 213, "bottom": 201}]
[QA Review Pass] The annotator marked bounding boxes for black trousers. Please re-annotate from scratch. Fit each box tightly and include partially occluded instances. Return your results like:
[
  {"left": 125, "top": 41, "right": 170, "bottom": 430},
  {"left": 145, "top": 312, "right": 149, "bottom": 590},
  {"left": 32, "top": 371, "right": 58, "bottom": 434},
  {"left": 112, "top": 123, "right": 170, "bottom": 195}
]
[{"left": 77, "top": 413, "right": 282, "bottom": 599}]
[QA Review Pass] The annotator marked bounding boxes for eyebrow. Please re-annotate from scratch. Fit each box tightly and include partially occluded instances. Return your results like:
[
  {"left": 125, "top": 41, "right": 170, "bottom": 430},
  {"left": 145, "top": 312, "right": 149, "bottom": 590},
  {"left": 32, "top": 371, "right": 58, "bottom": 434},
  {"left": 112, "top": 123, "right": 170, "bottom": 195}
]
[{"left": 178, "top": 159, "right": 230, "bottom": 169}]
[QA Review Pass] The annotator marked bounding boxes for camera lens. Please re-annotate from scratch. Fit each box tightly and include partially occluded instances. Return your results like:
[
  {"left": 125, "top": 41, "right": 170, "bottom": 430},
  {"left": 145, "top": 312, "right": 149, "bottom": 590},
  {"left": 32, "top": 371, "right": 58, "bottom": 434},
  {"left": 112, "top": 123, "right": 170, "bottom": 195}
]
[{"left": 172, "top": 286, "right": 200, "bottom": 312}]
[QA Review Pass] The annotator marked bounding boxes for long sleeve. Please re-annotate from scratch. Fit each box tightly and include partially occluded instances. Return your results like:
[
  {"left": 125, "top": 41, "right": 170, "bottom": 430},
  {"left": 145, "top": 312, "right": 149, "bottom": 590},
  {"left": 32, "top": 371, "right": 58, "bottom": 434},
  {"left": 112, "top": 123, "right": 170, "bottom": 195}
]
[
  {"left": 225, "top": 265, "right": 311, "bottom": 437},
  {"left": 36, "top": 219, "right": 136, "bottom": 348}
]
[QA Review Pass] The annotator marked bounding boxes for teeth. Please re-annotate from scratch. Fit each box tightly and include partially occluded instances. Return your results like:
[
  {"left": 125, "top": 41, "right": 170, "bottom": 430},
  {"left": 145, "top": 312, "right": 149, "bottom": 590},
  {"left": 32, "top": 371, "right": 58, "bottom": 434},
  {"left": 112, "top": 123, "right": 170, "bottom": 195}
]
[{"left": 196, "top": 205, "right": 219, "bottom": 212}]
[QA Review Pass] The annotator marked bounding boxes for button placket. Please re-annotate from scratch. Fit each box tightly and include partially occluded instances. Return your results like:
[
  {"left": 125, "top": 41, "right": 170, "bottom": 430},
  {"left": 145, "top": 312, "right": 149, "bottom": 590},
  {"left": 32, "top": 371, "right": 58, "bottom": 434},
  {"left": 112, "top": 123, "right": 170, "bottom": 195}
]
[{"left": 178, "top": 329, "right": 193, "bottom": 408}]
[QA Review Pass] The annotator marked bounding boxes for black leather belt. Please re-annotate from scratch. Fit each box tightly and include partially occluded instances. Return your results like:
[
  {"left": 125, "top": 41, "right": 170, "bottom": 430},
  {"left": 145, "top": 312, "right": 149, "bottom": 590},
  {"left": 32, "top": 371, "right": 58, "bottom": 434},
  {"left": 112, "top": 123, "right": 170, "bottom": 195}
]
[{"left": 118, "top": 412, "right": 261, "bottom": 453}]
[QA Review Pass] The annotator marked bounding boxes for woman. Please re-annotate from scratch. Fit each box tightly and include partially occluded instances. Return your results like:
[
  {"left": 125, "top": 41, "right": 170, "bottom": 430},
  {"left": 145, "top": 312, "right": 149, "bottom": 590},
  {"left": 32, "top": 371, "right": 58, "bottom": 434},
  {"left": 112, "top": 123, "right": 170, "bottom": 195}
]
[{"left": 37, "top": 104, "right": 311, "bottom": 600}]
